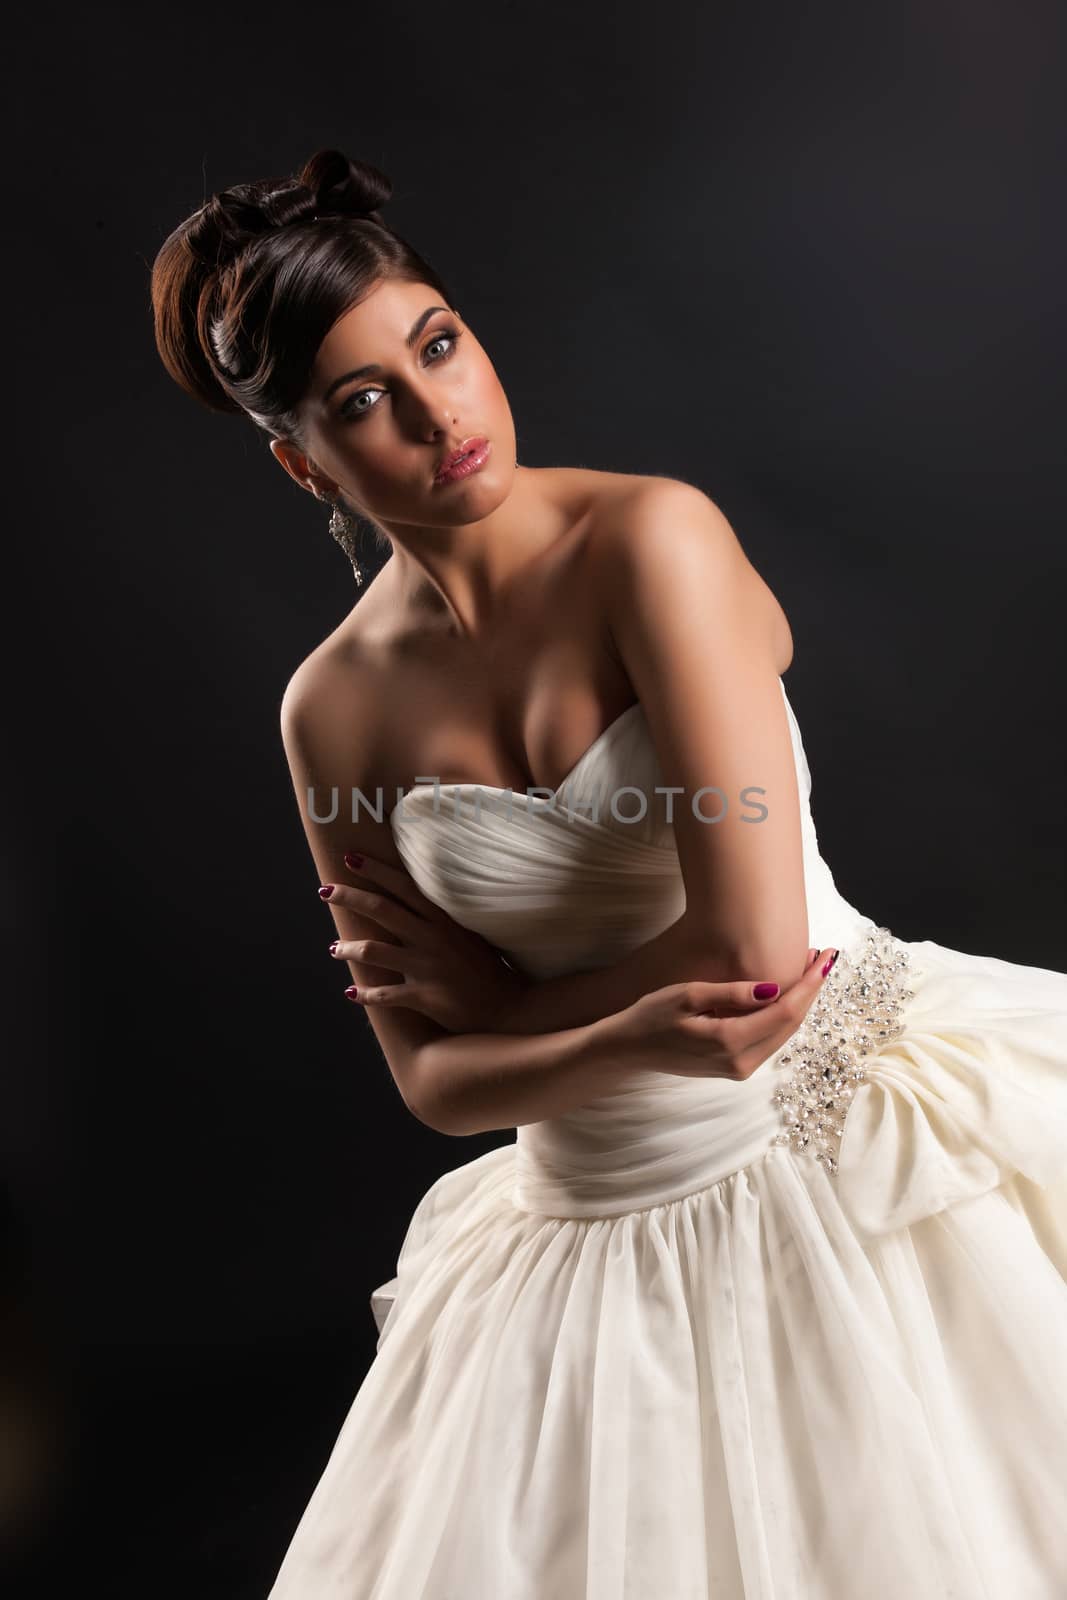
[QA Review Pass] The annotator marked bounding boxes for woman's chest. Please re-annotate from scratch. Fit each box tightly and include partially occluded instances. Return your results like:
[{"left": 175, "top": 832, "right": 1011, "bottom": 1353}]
[{"left": 390, "top": 594, "right": 631, "bottom": 798}]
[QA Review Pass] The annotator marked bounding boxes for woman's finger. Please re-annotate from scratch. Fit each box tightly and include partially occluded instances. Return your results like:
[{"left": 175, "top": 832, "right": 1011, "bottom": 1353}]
[
  {"left": 683, "top": 947, "right": 837, "bottom": 1045},
  {"left": 347, "top": 980, "right": 421, "bottom": 1007},
  {"left": 722, "top": 947, "right": 839, "bottom": 1062},
  {"left": 330, "top": 937, "right": 422, "bottom": 973},
  {"left": 342, "top": 850, "right": 444, "bottom": 922},
  {"left": 318, "top": 881, "right": 429, "bottom": 944}
]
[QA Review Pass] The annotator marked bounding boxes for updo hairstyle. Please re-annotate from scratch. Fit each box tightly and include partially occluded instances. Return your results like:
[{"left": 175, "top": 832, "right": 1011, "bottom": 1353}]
[{"left": 151, "top": 147, "right": 457, "bottom": 456}]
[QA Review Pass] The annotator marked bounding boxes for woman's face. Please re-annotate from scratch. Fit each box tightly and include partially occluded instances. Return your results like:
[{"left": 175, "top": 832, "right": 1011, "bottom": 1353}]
[{"left": 281, "top": 277, "right": 517, "bottom": 528}]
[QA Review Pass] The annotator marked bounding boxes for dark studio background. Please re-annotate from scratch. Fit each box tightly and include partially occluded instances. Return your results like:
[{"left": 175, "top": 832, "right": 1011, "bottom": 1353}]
[{"left": 6, "top": 0, "right": 1066, "bottom": 1592}]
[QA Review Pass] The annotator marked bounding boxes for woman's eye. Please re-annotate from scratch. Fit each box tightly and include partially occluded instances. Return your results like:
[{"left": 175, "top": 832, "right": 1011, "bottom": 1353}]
[
  {"left": 343, "top": 389, "right": 383, "bottom": 419},
  {"left": 424, "top": 331, "right": 458, "bottom": 361},
  {"left": 339, "top": 328, "right": 462, "bottom": 422}
]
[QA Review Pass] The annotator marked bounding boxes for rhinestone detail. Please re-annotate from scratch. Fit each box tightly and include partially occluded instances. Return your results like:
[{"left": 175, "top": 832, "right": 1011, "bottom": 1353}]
[{"left": 771, "top": 925, "right": 918, "bottom": 1174}]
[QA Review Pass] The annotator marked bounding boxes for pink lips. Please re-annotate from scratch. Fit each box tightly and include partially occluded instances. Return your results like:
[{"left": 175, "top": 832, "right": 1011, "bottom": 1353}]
[{"left": 433, "top": 436, "right": 491, "bottom": 486}]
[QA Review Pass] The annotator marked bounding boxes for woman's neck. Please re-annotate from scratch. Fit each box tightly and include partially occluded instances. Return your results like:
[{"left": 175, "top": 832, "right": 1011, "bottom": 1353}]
[{"left": 383, "top": 466, "right": 585, "bottom": 641}]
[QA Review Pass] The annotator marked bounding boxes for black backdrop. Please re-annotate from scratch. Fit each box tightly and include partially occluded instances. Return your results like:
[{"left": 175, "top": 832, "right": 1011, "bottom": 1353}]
[{"left": 8, "top": 0, "right": 1067, "bottom": 1592}]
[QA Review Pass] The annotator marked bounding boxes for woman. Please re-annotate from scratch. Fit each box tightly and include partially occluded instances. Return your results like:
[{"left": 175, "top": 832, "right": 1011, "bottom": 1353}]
[{"left": 152, "top": 149, "right": 1067, "bottom": 1597}]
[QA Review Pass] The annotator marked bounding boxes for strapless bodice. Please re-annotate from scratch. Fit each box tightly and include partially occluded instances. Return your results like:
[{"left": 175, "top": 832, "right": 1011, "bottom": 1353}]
[{"left": 390, "top": 678, "right": 882, "bottom": 1217}]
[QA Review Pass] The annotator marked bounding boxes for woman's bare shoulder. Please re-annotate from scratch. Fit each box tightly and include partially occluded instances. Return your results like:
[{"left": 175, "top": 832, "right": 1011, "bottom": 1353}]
[
  {"left": 281, "top": 548, "right": 409, "bottom": 721},
  {"left": 278, "top": 622, "right": 416, "bottom": 871},
  {"left": 583, "top": 471, "right": 727, "bottom": 539},
  {"left": 279, "top": 598, "right": 392, "bottom": 789},
  {"left": 561, "top": 468, "right": 731, "bottom": 555},
  {"left": 550, "top": 464, "right": 681, "bottom": 520},
  {"left": 583, "top": 473, "right": 794, "bottom": 671}
]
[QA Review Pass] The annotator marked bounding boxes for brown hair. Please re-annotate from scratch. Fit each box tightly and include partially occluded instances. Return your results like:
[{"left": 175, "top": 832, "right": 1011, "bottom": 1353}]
[{"left": 150, "top": 147, "right": 457, "bottom": 453}]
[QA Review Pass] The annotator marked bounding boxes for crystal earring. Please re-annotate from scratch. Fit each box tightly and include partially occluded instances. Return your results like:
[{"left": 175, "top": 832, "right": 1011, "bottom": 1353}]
[{"left": 324, "top": 491, "right": 365, "bottom": 588}]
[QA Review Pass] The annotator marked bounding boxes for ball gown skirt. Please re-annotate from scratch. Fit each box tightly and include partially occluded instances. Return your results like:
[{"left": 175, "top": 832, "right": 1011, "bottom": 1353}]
[{"left": 268, "top": 677, "right": 1067, "bottom": 1599}]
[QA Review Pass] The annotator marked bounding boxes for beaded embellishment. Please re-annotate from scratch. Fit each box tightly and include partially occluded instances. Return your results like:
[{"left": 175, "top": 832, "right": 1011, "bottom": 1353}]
[{"left": 771, "top": 925, "right": 918, "bottom": 1173}]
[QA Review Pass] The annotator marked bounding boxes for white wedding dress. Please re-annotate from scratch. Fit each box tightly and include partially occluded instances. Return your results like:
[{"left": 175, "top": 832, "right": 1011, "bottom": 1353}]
[{"left": 269, "top": 676, "right": 1067, "bottom": 1598}]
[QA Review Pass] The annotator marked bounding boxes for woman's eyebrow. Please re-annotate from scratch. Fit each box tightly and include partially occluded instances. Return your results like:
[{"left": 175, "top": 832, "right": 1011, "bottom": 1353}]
[{"left": 322, "top": 305, "right": 450, "bottom": 403}]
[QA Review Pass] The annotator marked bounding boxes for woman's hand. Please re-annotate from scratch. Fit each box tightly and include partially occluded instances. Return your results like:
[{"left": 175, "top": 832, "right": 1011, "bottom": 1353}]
[
  {"left": 325, "top": 850, "right": 527, "bottom": 1034},
  {"left": 600, "top": 946, "right": 838, "bottom": 1082}
]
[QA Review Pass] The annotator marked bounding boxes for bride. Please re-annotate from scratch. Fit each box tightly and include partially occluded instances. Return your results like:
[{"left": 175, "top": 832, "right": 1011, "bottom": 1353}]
[{"left": 152, "top": 148, "right": 1067, "bottom": 1598}]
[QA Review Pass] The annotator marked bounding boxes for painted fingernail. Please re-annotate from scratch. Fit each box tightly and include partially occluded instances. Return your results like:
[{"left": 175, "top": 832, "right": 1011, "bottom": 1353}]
[
  {"left": 344, "top": 986, "right": 363, "bottom": 1003},
  {"left": 344, "top": 852, "right": 363, "bottom": 870},
  {"left": 821, "top": 949, "right": 840, "bottom": 977},
  {"left": 329, "top": 941, "right": 340, "bottom": 956},
  {"left": 753, "top": 982, "right": 780, "bottom": 999},
  {"left": 318, "top": 884, "right": 335, "bottom": 899}
]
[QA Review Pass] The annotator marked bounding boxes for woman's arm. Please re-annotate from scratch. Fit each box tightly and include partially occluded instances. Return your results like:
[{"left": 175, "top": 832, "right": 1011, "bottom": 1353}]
[
  {"left": 493, "top": 480, "right": 810, "bottom": 1035},
  {"left": 494, "top": 914, "right": 751, "bottom": 1034},
  {"left": 281, "top": 652, "right": 640, "bottom": 1134},
  {"left": 409, "top": 1017, "right": 636, "bottom": 1135},
  {"left": 282, "top": 647, "right": 809, "bottom": 1140},
  {"left": 410, "top": 952, "right": 835, "bottom": 1137}
]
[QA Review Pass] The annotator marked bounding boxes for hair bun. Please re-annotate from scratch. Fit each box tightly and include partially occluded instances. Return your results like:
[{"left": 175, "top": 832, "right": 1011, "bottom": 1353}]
[
  {"left": 304, "top": 149, "right": 392, "bottom": 222},
  {"left": 185, "top": 149, "right": 392, "bottom": 269}
]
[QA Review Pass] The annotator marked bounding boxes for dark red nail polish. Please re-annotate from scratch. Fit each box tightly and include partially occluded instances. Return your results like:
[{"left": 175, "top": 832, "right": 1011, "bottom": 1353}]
[
  {"left": 753, "top": 982, "right": 779, "bottom": 999},
  {"left": 344, "top": 852, "right": 364, "bottom": 870},
  {"left": 345, "top": 986, "right": 363, "bottom": 1003},
  {"left": 821, "top": 949, "right": 839, "bottom": 977},
  {"left": 329, "top": 940, "right": 340, "bottom": 955},
  {"left": 318, "top": 884, "right": 334, "bottom": 899}
]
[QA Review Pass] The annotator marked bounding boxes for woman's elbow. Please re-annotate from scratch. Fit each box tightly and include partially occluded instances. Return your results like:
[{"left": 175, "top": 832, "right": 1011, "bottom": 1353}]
[{"left": 683, "top": 907, "right": 810, "bottom": 992}]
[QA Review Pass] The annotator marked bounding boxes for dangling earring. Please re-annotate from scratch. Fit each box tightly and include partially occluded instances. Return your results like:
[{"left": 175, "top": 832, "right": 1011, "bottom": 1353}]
[{"left": 323, "top": 491, "right": 365, "bottom": 588}]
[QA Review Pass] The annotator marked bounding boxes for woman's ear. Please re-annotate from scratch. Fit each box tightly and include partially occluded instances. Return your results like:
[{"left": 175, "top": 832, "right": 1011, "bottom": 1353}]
[{"left": 269, "top": 438, "right": 333, "bottom": 498}]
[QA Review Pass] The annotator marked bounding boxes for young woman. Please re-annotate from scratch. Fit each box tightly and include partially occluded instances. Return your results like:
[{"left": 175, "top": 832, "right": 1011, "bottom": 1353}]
[{"left": 152, "top": 148, "right": 1067, "bottom": 1598}]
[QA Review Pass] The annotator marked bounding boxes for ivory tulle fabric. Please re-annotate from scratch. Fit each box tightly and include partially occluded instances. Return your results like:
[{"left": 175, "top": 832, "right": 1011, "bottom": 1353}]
[{"left": 269, "top": 677, "right": 1067, "bottom": 1598}]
